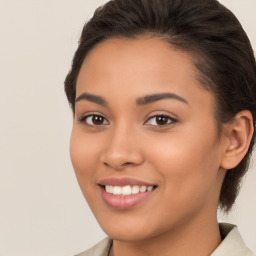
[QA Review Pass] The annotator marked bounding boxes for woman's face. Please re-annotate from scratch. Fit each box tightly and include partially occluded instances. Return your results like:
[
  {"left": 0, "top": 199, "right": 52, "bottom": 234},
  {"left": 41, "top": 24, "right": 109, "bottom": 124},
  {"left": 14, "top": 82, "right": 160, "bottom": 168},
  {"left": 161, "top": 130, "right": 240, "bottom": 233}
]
[{"left": 70, "top": 37, "right": 226, "bottom": 241}]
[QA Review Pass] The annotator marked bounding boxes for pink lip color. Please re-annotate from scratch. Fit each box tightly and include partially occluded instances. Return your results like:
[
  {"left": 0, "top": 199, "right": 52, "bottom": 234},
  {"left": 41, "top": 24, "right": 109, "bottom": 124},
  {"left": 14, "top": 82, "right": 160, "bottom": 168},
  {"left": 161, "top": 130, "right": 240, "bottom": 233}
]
[
  {"left": 100, "top": 187, "right": 155, "bottom": 210},
  {"left": 98, "top": 177, "right": 156, "bottom": 210}
]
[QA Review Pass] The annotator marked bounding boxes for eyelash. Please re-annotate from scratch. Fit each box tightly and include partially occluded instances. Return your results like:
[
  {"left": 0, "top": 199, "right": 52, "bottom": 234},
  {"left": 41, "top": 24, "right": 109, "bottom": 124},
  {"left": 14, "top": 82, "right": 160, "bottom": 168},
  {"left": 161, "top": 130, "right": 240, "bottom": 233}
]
[
  {"left": 78, "top": 113, "right": 177, "bottom": 128},
  {"left": 145, "top": 115, "right": 177, "bottom": 127}
]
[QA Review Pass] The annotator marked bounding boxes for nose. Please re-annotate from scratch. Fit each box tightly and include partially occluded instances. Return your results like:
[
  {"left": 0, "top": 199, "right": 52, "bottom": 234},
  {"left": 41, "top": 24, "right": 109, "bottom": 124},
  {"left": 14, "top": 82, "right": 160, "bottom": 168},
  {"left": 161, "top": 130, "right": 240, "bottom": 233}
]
[{"left": 100, "top": 125, "right": 144, "bottom": 170}]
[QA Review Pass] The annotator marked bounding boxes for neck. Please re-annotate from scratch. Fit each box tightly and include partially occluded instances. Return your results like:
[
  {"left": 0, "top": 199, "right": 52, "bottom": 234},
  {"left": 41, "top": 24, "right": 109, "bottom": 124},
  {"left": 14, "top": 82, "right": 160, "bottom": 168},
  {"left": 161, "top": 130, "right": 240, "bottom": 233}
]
[{"left": 109, "top": 215, "right": 222, "bottom": 256}]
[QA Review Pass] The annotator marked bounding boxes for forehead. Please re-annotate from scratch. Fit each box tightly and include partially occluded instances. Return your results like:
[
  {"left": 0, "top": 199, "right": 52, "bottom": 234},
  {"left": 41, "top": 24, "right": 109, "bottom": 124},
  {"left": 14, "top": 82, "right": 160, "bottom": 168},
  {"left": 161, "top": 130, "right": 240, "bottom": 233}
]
[
  {"left": 76, "top": 37, "right": 215, "bottom": 111},
  {"left": 79, "top": 37, "right": 196, "bottom": 77}
]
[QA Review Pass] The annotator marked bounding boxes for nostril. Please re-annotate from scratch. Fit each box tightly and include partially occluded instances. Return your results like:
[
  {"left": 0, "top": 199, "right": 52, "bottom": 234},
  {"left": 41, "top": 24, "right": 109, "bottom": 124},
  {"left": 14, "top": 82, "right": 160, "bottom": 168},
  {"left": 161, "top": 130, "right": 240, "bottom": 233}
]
[
  {"left": 103, "top": 161, "right": 135, "bottom": 169},
  {"left": 123, "top": 162, "right": 133, "bottom": 165}
]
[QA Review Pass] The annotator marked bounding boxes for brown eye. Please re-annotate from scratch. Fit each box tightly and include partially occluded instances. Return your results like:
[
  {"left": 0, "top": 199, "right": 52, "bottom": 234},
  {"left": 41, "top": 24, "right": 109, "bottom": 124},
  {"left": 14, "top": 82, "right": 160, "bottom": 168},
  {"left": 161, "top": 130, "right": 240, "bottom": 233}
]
[
  {"left": 92, "top": 115, "right": 104, "bottom": 125},
  {"left": 146, "top": 115, "right": 177, "bottom": 126},
  {"left": 155, "top": 116, "right": 169, "bottom": 125},
  {"left": 81, "top": 114, "right": 109, "bottom": 126}
]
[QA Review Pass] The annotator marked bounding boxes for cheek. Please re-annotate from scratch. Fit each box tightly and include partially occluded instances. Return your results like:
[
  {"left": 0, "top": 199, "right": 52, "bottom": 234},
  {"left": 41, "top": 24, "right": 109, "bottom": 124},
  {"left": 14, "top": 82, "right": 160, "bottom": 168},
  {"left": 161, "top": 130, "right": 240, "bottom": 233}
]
[
  {"left": 69, "top": 127, "right": 108, "bottom": 214},
  {"left": 144, "top": 125, "right": 221, "bottom": 208},
  {"left": 69, "top": 128, "right": 101, "bottom": 191}
]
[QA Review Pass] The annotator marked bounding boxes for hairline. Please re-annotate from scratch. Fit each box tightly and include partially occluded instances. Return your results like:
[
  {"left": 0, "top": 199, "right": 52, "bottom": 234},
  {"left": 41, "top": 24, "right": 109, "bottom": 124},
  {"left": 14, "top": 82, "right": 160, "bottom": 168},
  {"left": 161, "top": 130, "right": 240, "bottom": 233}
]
[{"left": 74, "top": 32, "right": 225, "bottom": 137}]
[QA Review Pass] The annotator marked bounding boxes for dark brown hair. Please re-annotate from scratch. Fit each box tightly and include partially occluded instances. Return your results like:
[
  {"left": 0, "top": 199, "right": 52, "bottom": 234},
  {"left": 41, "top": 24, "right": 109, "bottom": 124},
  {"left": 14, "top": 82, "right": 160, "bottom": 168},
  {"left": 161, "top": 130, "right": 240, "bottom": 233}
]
[{"left": 64, "top": 0, "right": 256, "bottom": 212}]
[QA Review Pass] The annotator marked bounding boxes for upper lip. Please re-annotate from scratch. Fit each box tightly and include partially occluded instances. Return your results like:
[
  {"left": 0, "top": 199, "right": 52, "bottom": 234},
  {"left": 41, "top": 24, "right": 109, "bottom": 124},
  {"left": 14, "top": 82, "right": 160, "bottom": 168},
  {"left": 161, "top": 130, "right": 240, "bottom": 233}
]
[{"left": 98, "top": 177, "right": 156, "bottom": 187}]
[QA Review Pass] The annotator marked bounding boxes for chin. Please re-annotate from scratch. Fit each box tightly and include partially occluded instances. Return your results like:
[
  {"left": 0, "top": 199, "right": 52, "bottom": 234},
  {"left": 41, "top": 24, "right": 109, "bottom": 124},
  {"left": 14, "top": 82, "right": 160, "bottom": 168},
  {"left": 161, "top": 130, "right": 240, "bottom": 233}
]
[
  {"left": 104, "top": 228, "right": 155, "bottom": 242},
  {"left": 96, "top": 215, "right": 164, "bottom": 242}
]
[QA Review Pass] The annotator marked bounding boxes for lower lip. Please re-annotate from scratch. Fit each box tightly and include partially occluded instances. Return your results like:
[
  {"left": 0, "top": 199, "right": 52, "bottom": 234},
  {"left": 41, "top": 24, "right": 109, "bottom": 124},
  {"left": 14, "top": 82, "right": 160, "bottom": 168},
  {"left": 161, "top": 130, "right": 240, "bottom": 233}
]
[{"left": 100, "top": 187, "right": 155, "bottom": 210}]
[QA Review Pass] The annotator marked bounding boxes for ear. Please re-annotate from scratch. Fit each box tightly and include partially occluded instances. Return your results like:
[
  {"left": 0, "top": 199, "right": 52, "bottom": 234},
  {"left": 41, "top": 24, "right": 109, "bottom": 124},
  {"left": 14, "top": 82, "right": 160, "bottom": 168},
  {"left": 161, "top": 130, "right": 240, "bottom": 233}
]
[{"left": 221, "top": 110, "right": 254, "bottom": 170}]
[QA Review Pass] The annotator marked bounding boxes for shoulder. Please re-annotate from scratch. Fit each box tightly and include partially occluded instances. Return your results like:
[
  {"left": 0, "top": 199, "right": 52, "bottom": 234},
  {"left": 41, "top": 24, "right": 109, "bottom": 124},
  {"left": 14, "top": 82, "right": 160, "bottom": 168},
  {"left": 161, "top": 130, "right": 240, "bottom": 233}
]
[
  {"left": 211, "top": 223, "right": 255, "bottom": 256},
  {"left": 75, "top": 238, "right": 112, "bottom": 256}
]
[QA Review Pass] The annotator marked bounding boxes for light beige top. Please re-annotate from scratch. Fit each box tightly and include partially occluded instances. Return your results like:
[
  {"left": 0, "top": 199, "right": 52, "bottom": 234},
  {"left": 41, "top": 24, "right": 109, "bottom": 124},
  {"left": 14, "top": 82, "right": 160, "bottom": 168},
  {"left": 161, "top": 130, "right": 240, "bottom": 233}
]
[{"left": 75, "top": 223, "right": 255, "bottom": 256}]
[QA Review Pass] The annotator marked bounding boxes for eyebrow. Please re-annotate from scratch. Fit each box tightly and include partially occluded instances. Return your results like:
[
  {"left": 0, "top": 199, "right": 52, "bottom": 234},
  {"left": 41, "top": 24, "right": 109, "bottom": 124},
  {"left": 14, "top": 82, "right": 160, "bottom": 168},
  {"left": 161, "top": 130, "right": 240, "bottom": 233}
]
[
  {"left": 75, "top": 92, "right": 188, "bottom": 106},
  {"left": 136, "top": 92, "right": 188, "bottom": 106},
  {"left": 75, "top": 93, "right": 108, "bottom": 106}
]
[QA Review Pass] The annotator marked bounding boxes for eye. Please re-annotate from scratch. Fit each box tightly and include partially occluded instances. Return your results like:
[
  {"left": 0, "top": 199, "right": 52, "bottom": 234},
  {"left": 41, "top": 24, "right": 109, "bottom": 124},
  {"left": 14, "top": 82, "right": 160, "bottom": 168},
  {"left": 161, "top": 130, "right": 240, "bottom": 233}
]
[
  {"left": 145, "top": 115, "right": 177, "bottom": 126},
  {"left": 79, "top": 114, "right": 109, "bottom": 126}
]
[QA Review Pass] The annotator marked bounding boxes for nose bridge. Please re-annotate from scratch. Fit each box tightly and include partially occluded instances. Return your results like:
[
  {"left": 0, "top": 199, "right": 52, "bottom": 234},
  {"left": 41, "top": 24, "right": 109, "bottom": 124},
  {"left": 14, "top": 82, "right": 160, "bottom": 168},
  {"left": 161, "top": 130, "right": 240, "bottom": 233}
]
[{"left": 102, "top": 121, "right": 143, "bottom": 169}]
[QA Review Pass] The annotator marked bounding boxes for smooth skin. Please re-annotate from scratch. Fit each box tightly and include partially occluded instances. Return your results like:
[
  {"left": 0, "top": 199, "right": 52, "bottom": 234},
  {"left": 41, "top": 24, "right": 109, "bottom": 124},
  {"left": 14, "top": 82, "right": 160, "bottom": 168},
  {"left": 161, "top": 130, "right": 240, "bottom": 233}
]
[{"left": 70, "top": 37, "right": 253, "bottom": 256}]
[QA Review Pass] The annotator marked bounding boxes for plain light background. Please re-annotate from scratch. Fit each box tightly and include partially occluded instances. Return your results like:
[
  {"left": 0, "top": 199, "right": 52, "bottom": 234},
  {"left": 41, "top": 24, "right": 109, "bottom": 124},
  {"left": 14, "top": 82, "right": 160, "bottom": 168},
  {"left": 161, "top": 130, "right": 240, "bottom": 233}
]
[{"left": 0, "top": 0, "right": 255, "bottom": 255}]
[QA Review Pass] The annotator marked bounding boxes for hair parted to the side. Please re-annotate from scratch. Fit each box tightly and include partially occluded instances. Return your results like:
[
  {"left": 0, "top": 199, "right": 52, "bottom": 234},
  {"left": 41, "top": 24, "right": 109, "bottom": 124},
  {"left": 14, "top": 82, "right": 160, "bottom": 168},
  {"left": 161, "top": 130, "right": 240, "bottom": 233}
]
[{"left": 64, "top": 0, "right": 256, "bottom": 212}]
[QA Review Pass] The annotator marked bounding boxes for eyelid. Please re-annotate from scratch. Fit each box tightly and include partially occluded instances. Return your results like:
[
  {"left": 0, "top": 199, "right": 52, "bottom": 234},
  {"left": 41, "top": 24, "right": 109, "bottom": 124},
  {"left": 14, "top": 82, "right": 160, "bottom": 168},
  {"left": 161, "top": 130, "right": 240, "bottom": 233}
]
[
  {"left": 77, "top": 112, "right": 177, "bottom": 128},
  {"left": 78, "top": 112, "right": 110, "bottom": 126},
  {"left": 145, "top": 114, "right": 177, "bottom": 126}
]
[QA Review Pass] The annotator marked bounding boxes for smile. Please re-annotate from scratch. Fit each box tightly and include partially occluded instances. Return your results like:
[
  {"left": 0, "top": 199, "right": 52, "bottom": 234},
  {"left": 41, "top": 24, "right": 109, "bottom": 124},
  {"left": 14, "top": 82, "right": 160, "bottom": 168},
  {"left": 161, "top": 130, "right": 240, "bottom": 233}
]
[
  {"left": 98, "top": 177, "right": 157, "bottom": 210},
  {"left": 105, "top": 185, "right": 154, "bottom": 195}
]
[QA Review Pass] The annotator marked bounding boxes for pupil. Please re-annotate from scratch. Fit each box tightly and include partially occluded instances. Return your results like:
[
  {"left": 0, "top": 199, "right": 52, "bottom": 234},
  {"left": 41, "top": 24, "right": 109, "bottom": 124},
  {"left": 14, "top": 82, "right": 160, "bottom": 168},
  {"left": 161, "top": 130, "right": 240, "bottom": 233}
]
[
  {"left": 156, "top": 116, "right": 167, "bottom": 125},
  {"left": 93, "top": 116, "right": 103, "bottom": 125}
]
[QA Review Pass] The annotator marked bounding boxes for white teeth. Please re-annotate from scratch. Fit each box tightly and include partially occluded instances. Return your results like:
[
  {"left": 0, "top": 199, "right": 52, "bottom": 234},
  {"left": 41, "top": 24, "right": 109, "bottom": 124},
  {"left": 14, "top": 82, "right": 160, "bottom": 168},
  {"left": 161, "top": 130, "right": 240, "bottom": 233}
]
[
  {"left": 140, "top": 186, "right": 147, "bottom": 193},
  {"left": 109, "top": 185, "right": 114, "bottom": 193},
  {"left": 106, "top": 185, "right": 110, "bottom": 193},
  {"left": 104, "top": 185, "right": 155, "bottom": 195},
  {"left": 122, "top": 185, "right": 132, "bottom": 195},
  {"left": 132, "top": 185, "right": 140, "bottom": 194},
  {"left": 106, "top": 185, "right": 113, "bottom": 193},
  {"left": 147, "top": 186, "right": 153, "bottom": 191},
  {"left": 113, "top": 186, "right": 122, "bottom": 195}
]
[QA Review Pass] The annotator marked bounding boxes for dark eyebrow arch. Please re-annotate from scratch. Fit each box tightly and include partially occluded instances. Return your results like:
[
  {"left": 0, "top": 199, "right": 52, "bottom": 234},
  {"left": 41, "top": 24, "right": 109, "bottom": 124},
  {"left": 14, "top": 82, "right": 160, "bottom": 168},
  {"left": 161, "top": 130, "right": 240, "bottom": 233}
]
[
  {"left": 75, "top": 93, "right": 108, "bottom": 106},
  {"left": 75, "top": 92, "right": 188, "bottom": 107},
  {"left": 136, "top": 92, "right": 188, "bottom": 106}
]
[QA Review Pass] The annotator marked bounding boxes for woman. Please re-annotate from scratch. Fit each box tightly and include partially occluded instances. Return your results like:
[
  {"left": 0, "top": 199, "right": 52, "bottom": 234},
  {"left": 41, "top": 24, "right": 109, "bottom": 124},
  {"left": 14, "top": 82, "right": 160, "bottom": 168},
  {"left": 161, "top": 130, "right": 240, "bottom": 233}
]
[{"left": 64, "top": 0, "right": 256, "bottom": 255}]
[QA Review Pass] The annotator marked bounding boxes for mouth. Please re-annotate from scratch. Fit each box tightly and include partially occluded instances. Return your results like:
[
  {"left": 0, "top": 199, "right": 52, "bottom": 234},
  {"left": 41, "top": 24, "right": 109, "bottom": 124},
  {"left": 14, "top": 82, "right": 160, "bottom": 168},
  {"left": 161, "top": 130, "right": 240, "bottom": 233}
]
[
  {"left": 101, "top": 184, "right": 156, "bottom": 195},
  {"left": 98, "top": 177, "right": 158, "bottom": 210}
]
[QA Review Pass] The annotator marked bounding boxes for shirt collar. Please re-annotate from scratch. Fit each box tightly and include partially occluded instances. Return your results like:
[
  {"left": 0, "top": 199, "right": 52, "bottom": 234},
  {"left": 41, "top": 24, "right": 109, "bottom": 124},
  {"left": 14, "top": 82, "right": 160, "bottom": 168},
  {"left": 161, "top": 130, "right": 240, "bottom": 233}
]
[{"left": 211, "top": 223, "right": 254, "bottom": 256}]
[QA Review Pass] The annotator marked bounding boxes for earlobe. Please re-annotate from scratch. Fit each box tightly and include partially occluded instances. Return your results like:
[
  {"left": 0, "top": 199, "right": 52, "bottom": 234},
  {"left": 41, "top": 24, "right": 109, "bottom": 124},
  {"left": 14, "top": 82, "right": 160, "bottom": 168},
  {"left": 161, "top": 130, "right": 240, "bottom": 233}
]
[{"left": 221, "top": 110, "right": 254, "bottom": 170}]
